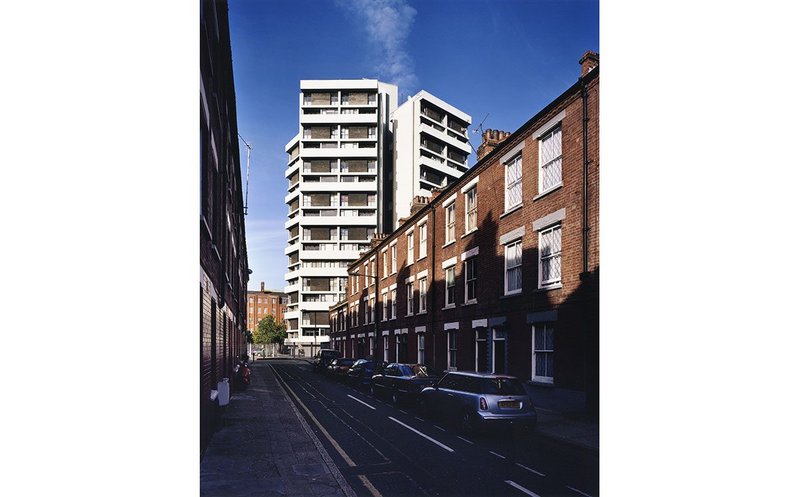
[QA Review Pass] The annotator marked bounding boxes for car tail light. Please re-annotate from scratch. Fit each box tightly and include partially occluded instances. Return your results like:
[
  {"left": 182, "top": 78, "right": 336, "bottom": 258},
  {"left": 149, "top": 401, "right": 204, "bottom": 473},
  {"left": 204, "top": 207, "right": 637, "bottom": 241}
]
[{"left": 479, "top": 397, "right": 488, "bottom": 410}]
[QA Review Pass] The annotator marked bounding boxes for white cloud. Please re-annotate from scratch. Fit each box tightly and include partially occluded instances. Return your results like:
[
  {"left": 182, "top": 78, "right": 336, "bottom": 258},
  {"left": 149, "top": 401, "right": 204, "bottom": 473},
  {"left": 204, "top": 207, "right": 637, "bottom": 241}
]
[{"left": 338, "top": 0, "right": 419, "bottom": 95}]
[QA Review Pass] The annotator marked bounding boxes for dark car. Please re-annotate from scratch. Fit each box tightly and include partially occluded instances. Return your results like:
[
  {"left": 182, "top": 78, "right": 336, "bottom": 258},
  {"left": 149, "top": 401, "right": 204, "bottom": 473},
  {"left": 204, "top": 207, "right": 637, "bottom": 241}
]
[
  {"left": 370, "top": 363, "right": 442, "bottom": 405},
  {"left": 326, "top": 357, "right": 356, "bottom": 379},
  {"left": 418, "top": 371, "right": 537, "bottom": 434},
  {"left": 346, "top": 359, "right": 386, "bottom": 389},
  {"left": 313, "top": 349, "right": 342, "bottom": 373}
]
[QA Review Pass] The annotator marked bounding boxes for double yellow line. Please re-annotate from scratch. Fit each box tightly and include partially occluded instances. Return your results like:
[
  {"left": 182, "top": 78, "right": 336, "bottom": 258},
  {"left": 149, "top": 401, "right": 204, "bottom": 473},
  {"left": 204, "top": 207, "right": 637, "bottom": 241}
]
[{"left": 271, "top": 365, "right": 383, "bottom": 497}]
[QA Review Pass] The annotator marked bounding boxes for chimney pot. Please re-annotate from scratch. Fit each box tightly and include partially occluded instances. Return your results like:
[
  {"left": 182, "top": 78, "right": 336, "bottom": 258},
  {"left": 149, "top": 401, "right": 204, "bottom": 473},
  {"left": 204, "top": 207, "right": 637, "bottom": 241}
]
[
  {"left": 260, "top": 281, "right": 265, "bottom": 292},
  {"left": 476, "top": 128, "right": 512, "bottom": 161}
]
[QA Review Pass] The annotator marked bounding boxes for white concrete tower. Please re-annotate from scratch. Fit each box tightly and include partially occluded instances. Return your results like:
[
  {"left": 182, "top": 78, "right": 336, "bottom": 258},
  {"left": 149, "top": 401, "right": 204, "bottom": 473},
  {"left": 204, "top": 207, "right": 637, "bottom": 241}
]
[
  {"left": 284, "top": 80, "right": 397, "bottom": 357},
  {"left": 390, "top": 91, "right": 472, "bottom": 227}
]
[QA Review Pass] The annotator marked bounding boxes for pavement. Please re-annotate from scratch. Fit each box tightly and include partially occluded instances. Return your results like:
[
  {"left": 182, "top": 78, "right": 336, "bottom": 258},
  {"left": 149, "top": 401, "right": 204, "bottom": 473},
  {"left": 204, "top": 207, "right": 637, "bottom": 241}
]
[{"left": 200, "top": 358, "right": 598, "bottom": 496}]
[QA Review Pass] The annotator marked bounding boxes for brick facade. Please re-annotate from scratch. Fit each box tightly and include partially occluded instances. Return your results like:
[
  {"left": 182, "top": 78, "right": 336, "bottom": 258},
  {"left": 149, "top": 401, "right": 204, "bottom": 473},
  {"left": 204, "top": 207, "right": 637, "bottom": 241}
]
[
  {"left": 200, "top": 0, "right": 250, "bottom": 453},
  {"left": 247, "top": 284, "right": 287, "bottom": 332},
  {"left": 330, "top": 53, "right": 599, "bottom": 413}
]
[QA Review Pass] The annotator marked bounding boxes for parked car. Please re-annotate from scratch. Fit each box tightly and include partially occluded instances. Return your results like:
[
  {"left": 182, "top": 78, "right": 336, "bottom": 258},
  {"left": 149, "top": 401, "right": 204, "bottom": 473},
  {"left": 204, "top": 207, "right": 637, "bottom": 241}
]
[
  {"left": 418, "top": 371, "right": 537, "bottom": 434},
  {"left": 313, "top": 349, "right": 342, "bottom": 373},
  {"left": 370, "top": 363, "right": 442, "bottom": 405},
  {"left": 326, "top": 357, "right": 356, "bottom": 380},
  {"left": 346, "top": 359, "right": 386, "bottom": 389}
]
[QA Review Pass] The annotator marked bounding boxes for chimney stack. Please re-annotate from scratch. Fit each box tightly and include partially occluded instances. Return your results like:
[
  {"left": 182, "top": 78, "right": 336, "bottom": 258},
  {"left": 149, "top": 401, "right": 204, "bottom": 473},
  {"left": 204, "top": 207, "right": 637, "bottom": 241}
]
[
  {"left": 260, "top": 281, "right": 265, "bottom": 292},
  {"left": 476, "top": 129, "right": 512, "bottom": 161},
  {"left": 410, "top": 195, "right": 430, "bottom": 216},
  {"left": 579, "top": 50, "right": 599, "bottom": 77}
]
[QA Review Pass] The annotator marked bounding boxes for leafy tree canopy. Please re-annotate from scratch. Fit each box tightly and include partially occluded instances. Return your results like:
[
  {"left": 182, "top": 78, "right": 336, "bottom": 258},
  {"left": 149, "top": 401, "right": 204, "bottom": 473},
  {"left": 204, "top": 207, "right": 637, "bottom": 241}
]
[{"left": 253, "top": 315, "right": 288, "bottom": 344}]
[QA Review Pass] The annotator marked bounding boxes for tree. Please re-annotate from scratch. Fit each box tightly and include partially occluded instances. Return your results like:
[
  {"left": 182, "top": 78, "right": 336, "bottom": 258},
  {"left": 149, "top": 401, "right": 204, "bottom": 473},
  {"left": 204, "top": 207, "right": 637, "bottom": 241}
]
[{"left": 253, "top": 315, "right": 287, "bottom": 345}]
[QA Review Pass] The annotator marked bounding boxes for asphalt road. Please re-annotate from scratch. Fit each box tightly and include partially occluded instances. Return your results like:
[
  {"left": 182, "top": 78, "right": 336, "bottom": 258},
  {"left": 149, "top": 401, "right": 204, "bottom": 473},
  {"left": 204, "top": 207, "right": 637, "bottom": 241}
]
[{"left": 268, "top": 359, "right": 598, "bottom": 497}]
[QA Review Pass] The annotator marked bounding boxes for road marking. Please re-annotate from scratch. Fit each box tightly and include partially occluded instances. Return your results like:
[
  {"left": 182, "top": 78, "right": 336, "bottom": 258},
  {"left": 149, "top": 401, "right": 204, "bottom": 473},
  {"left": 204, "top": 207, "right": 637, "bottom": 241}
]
[
  {"left": 515, "top": 463, "right": 546, "bottom": 477},
  {"left": 456, "top": 436, "right": 474, "bottom": 445},
  {"left": 273, "top": 368, "right": 357, "bottom": 467},
  {"left": 388, "top": 417, "right": 454, "bottom": 453},
  {"left": 347, "top": 394, "right": 376, "bottom": 410},
  {"left": 415, "top": 417, "right": 425, "bottom": 422},
  {"left": 489, "top": 450, "right": 506, "bottom": 459},
  {"left": 433, "top": 425, "right": 446, "bottom": 431},
  {"left": 399, "top": 410, "right": 408, "bottom": 415},
  {"left": 565, "top": 485, "right": 593, "bottom": 497},
  {"left": 357, "top": 475, "right": 383, "bottom": 497},
  {"left": 505, "top": 480, "right": 541, "bottom": 497}
]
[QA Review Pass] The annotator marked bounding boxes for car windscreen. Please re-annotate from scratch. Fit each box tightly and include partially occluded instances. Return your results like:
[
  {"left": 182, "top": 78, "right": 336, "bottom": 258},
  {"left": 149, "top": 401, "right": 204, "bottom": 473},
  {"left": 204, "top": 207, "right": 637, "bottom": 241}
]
[
  {"left": 480, "top": 378, "right": 526, "bottom": 395},
  {"left": 337, "top": 359, "right": 355, "bottom": 366}
]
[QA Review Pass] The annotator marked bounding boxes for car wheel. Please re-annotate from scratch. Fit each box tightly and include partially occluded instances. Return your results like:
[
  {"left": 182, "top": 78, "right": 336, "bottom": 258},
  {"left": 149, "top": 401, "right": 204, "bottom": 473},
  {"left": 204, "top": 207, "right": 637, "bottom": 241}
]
[
  {"left": 391, "top": 390, "right": 400, "bottom": 405},
  {"left": 460, "top": 410, "right": 476, "bottom": 434},
  {"left": 370, "top": 384, "right": 376, "bottom": 396}
]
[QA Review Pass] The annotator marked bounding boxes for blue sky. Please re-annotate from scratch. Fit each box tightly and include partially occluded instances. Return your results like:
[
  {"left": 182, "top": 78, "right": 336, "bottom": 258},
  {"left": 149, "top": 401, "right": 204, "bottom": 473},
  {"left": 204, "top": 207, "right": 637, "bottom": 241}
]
[{"left": 228, "top": 0, "right": 599, "bottom": 291}]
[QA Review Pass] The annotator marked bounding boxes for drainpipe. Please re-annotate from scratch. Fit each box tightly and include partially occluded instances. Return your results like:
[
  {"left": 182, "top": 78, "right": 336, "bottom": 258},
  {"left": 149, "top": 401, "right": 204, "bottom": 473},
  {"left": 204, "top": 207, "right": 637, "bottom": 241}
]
[
  {"left": 580, "top": 78, "right": 590, "bottom": 279},
  {"left": 430, "top": 205, "right": 437, "bottom": 370}
]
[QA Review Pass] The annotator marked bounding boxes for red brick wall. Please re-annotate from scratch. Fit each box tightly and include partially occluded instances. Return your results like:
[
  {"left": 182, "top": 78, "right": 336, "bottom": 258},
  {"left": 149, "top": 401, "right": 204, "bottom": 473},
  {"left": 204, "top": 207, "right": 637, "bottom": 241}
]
[{"left": 331, "top": 69, "right": 599, "bottom": 405}]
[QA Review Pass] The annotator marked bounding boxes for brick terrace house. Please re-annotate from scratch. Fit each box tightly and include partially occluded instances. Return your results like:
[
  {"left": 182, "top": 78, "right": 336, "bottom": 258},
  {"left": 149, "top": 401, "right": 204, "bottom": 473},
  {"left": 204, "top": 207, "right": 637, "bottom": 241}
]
[
  {"left": 330, "top": 52, "right": 599, "bottom": 413},
  {"left": 200, "top": 0, "right": 250, "bottom": 453},
  {"left": 247, "top": 282, "right": 288, "bottom": 332}
]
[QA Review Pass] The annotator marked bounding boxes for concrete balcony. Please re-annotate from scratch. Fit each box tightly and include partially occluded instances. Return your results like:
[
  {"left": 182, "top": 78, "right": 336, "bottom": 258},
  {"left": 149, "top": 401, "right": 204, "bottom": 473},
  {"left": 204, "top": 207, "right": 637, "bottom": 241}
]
[
  {"left": 300, "top": 300, "right": 339, "bottom": 312},
  {"left": 300, "top": 249, "right": 365, "bottom": 261},
  {"left": 419, "top": 154, "right": 459, "bottom": 178},
  {"left": 285, "top": 160, "right": 300, "bottom": 178},
  {"left": 420, "top": 122, "right": 472, "bottom": 156},
  {"left": 285, "top": 216, "right": 300, "bottom": 229},
  {"left": 284, "top": 189, "right": 301, "bottom": 203},
  {"left": 301, "top": 147, "right": 376, "bottom": 158},
  {"left": 301, "top": 113, "right": 377, "bottom": 125}
]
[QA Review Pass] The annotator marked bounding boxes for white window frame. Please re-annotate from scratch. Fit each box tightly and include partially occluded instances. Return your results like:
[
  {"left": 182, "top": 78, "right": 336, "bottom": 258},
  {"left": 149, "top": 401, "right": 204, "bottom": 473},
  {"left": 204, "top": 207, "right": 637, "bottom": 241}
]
[
  {"left": 406, "top": 282, "right": 414, "bottom": 316},
  {"left": 418, "top": 277, "right": 427, "bottom": 313},
  {"left": 464, "top": 258, "right": 477, "bottom": 303},
  {"left": 445, "top": 267, "right": 456, "bottom": 306},
  {"left": 383, "top": 336, "right": 389, "bottom": 362},
  {"left": 418, "top": 223, "right": 427, "bottom": 258},
  {"left": 464, "top": 187, "right": 477, "bottom": 233},
  {"left": 381, "top": 291, "right": 388, "bottom": 321},
  {"left": 447, "top": 330, "right": 457, "bottom": 370},
  {"left": 504, "top": 154, "right": 522, "bottom": 211},
  {"left": 538, "top": 224, "right": 562, "bottom": 288},
  {"left": 407, "top": 231, "right": 414, "bottom": 264},
  {"left": 418, "top": 334, "right": 425, "bottom": 364},
  {"left": 475, "top": 328, "right": 487, "bottom": 373},
  {"left": 445, "top": 203, "right": 455, "bottom": 243},
  {"left": 391, "top": 243, "right": 397, "bottom": 274},
  {"left": 382, "top": 248, "right": 388, "bottom": 277},
  {"left": 538, "top": 125, "right": 563, "bottom": 194},
  {"left": 532, "top": 323, "right": 555, "bottom": 383},
  {"left": 504, "top": 240, "right": 523, "bottom": 295},
  {"left": 390, "top": 289, "right": 397, "bottom": 319},
  {"left": 354, "top": 270, "right": 360, "bottom": 293},
  {"left": 492, "top": 329, "right": 506, "bottom": 374}
]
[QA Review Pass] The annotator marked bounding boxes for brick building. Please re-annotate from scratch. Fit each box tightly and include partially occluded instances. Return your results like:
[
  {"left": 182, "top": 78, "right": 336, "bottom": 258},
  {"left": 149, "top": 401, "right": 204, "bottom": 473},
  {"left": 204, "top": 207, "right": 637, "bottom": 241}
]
[
  {"left": 330, "top": 52, "right": 599, "bottom": 413},
  {"left": 200, "top": 0, "right": 250, "bottom": 452},
  {"left": 247, "top": 282, "right": 287, "bottom": 331}
]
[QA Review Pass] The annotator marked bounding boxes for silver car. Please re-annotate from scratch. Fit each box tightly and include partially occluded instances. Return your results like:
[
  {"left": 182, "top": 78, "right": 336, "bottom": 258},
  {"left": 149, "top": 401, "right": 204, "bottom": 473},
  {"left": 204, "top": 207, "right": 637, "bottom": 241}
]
[{"left": 418, "top": 371, "right": 537, "bottom": 434}]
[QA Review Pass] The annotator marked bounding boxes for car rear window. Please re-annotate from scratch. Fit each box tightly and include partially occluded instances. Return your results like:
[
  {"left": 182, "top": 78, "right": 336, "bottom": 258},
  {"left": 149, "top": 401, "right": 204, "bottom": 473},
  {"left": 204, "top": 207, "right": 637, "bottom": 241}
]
[
  {"left": 410, "top": 365, "right": 440, "bottom": 377},
  {"left": 337, "top": 358, "right": 355, "bottom": 366},
  {"left": 480, "top": 378, "right": 526, "bottom": 395}
]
